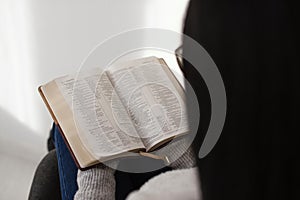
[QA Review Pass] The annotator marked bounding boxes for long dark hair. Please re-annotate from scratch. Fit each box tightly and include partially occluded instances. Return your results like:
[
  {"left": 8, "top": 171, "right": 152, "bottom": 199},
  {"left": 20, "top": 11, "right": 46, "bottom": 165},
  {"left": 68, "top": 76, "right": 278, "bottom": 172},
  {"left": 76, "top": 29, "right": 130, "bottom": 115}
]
[{"left": 183, "top": 1, "right": 299, "bottom": 199}]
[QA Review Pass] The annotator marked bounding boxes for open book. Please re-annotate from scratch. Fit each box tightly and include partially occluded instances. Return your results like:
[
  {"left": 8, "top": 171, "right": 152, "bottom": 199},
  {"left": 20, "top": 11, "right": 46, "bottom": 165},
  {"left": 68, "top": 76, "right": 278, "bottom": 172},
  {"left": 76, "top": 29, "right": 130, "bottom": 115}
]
[{"left": 39, "top": 57, "right": 189, "bottom": 169}]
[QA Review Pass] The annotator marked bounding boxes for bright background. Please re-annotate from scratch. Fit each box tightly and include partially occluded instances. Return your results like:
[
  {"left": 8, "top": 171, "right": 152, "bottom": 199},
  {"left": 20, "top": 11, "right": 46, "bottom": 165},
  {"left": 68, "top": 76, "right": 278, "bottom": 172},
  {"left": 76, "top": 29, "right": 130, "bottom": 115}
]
[{"left": 0, "top": 0, "right": 189, "bottom": 199}]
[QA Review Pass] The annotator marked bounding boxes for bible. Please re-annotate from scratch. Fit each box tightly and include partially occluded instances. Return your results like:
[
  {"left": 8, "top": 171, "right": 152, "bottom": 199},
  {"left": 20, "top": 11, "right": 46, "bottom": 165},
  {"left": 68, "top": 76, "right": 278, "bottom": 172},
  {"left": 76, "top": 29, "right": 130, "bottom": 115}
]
[{"left": 39, "top": 56, "right": 189, "bottom": 169}]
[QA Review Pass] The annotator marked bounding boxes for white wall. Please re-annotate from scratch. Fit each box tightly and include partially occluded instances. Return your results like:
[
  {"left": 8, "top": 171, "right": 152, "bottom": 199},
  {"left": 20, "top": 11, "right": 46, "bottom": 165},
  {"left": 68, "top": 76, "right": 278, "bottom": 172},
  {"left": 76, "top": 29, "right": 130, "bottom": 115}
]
[
  {"left": 0, "top": 0, "right": 189, "bottom": 199},
  {"left": 0, "top": 0, "right": 189, "bottom": 137}
]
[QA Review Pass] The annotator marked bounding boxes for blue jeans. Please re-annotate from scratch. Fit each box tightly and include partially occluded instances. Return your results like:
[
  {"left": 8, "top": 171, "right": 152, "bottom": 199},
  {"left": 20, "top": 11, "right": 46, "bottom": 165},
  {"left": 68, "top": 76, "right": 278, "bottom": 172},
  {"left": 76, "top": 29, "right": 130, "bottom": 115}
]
[{"left": 52, "top": 124, "right": 78, "bottom": 200}]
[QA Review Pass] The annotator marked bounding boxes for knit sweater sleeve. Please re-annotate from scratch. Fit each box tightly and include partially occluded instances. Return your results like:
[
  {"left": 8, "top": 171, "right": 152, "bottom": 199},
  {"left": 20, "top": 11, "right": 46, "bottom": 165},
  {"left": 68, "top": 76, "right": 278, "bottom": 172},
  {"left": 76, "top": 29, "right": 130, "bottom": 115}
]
[
  {"left": 157, "top": 138, "right": 197, "bottom": 170},
  {"left": 168, "top": 145, "right": 196, "bottom": 169},
  {"left": 74, "top": 164, "right": 116, "bottom": 200}
]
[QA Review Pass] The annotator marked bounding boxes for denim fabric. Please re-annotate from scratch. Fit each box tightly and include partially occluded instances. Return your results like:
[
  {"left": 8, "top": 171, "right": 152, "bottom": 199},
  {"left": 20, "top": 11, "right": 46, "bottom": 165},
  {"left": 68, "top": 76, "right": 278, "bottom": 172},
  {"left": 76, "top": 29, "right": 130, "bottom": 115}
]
[{"left": 52, "top": 124, "right": 78, "bottom": 200}]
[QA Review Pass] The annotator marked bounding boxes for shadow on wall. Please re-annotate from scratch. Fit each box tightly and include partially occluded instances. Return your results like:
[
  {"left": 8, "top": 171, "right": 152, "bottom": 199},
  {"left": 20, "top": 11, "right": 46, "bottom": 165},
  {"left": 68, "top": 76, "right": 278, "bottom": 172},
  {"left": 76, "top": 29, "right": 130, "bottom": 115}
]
[{"left": 0, "top": 107, "right": 47, "bottom": 199}]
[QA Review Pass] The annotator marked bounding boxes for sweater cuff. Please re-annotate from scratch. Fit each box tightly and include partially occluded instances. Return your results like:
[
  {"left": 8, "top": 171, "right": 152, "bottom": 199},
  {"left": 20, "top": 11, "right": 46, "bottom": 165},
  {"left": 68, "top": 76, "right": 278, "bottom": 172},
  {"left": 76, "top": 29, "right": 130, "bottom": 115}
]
[
  {"left": 74, "top": 164, "right": 116, "bottom": 200},
  {"left": 168, "top": 145, "right": 196, "bottom": 169},
  {"left": 161, "top": 138, "right": 196, "bottom": 169}
]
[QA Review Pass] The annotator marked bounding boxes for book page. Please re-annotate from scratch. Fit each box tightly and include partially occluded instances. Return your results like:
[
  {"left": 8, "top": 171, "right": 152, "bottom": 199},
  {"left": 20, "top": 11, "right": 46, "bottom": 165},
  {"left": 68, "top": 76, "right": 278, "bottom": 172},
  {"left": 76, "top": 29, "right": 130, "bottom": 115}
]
[
  {"left": 55, "top": 69, "right": 145, "bottom": 158},
  {"left": 107, "top": 57, "right": 189, "bottom": 151}
]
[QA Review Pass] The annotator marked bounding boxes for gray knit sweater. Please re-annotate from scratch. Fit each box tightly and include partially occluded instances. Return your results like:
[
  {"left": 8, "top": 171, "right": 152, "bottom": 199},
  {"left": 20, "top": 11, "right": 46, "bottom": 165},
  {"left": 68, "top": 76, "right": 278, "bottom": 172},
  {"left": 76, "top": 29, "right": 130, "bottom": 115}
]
[{"left": 74, "top": 141, "right": 196, "bottom": 200}]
